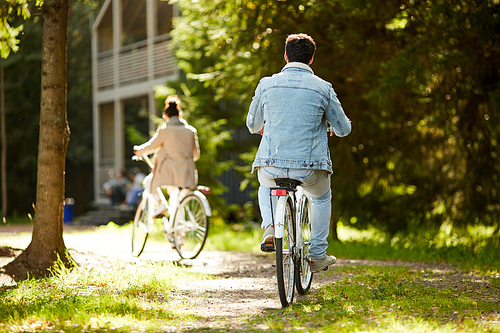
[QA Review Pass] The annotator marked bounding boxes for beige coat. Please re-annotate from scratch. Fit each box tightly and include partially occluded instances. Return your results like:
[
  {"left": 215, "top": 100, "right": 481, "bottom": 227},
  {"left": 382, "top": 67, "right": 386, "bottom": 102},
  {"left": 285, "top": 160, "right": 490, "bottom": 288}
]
[{"left": 134, "top": 117, "right": 200, "bottom": 190}]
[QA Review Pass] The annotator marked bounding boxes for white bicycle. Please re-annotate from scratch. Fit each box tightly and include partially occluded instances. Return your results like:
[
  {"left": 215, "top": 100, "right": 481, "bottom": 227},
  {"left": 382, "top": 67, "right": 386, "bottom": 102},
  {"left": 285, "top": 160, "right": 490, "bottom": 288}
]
[
  {"left": 131, "top": 154, "right": 212, "bottom": 259},
  {"left": 270, "top": 178, "right": 313, "bottom": 307}
]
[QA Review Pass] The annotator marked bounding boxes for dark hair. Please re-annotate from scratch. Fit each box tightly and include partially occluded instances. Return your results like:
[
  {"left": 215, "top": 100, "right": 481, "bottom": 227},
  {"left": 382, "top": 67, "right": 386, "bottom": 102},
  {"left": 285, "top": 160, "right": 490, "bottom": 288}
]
[
  {"left": 285, "top": 33, "right": 316, "bottom": 64},
  {"left": 164, "top": 101, "right": 179, "bottom": 117}
]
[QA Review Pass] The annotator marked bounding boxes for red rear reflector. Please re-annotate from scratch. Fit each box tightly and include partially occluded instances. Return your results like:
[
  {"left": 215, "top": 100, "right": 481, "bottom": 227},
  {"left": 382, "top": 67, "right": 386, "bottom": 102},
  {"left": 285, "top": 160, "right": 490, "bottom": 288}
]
[
  {"left": 197, "top": 186, "right": 211, "bottom": 194},
  {"left": 271, "top": 189, "right": 287, "bottom": 196}
]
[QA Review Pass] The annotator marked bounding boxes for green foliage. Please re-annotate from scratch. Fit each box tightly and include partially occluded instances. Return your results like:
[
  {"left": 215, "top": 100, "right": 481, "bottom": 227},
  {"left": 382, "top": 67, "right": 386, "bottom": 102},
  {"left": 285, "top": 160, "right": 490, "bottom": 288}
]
[
  {"left": 1, "top": 0, "right": 98, "bottom": 216},
  {"left": 1, "top": 15, "right": 43, "bottom": 215},
  {"left": 352, "top": 0, "right": 500, "bottom": 233},
  {"left": 0, "top": 0, "right": 32, "bottom": 58},
  {"left": 65, "top": 0, "right": 101, "bottom": 214},
  {"left": 170, "top": 0, "right": 500, "bottom": 234},
  {"left": 154, "top": 82, "right": 233, "bottom": 212}
]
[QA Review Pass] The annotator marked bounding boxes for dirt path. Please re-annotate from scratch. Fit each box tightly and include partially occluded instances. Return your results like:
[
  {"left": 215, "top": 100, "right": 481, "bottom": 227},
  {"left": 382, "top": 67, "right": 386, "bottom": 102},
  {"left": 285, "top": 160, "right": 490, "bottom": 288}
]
[{"left": 0, "top": 224, "right": 469, "bottom": 330}]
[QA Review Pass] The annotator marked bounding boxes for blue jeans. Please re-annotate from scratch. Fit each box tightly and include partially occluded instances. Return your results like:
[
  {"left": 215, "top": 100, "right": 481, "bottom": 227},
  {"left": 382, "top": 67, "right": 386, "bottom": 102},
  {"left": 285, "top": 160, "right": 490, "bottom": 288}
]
[{"left": 257, "top": 167, "right": 332, "bottom": 259}]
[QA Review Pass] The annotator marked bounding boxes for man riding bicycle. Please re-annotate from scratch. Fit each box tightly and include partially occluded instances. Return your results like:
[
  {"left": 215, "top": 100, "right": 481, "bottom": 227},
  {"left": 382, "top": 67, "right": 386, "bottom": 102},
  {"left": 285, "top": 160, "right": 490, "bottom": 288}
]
[{"left": 246, "top": 33, "right": 352, "bottom": 273}]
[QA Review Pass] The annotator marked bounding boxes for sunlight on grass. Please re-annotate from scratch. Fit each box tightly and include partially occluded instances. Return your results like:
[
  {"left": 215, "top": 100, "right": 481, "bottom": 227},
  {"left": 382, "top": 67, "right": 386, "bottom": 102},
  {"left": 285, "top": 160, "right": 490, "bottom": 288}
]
[
  {"left": 203, "top": 216, "right": 261, "bottom": 253},
  {"left": 0, "top": 232, "right": 31, "bottom": 250},
  {"left": 338, "top": 221, "right": 387, "bottom": 243},
  {"left": 333, "top": 221, "right": 500, "bottom": 271},
  {"left": 0, "top": 259, "right": 206, "bottom": 332},
  {"left": 433, "top": 221, "right": 497, "bottom": 248},
  {"left": 249, "top": 266, "right": 500, "bottom": 332}
]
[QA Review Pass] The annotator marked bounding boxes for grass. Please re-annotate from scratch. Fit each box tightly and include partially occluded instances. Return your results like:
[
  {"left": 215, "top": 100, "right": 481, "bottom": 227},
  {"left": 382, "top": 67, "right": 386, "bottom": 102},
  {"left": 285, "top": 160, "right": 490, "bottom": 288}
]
[
  {"left": 247, "top": 265, "right": 500, "bottom": 332},
  {"left": 0, "top": 260, "right": 206, "bottom": 332},
  {"left": 330, "top": 222, "right": 500, "bottom": 271},
  {"left": 141, "top": 215, "right": 262, "bottom": 254},
  {"left": 1, "top": 217, "right": 500, "bottom": 332}
]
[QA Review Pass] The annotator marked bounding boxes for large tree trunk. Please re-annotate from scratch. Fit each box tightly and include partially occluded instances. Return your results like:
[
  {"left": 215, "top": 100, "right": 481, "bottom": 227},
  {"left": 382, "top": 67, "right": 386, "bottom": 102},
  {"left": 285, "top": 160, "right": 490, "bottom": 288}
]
[{"left": 4, "top": 0, "right": 71, "bottom": 280}]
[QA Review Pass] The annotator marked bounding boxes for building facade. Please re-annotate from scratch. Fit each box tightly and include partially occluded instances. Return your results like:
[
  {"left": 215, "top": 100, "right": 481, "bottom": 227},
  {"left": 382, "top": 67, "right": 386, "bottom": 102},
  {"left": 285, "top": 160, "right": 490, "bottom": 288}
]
[{"left": 91, "top": 0, "right": 178, "bottom": 203}]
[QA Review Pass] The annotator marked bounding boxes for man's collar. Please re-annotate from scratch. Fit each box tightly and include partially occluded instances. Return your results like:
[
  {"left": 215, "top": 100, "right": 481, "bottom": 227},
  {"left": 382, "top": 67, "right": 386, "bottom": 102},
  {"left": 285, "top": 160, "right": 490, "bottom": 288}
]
[{"left": 282, "top": 62, "right": 314, "bottom": 74}]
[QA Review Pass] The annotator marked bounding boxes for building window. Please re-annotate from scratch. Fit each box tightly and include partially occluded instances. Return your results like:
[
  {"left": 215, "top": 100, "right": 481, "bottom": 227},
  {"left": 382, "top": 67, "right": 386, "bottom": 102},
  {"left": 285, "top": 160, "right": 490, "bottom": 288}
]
[{"left": 121, "top": 0, "right": 147, "bottom": 46}]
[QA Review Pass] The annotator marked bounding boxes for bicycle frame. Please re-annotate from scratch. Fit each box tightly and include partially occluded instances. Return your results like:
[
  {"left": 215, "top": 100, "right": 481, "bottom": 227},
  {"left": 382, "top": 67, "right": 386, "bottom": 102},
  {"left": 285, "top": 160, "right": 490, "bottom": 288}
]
[
  {"left": 294, "top": 186, "right": 308, "bottom": 260},
  {"left": 274, "top": 195, "right": 288, "bottom": 239},
  {"left": 131, "top": 153, "right": 212, "bottom": 259},
  {"left": 273, "top": 186, "right": 306, "bottom": 240},
  {"left": 133, "top": 154, "right": 212, "bottom": 233}
]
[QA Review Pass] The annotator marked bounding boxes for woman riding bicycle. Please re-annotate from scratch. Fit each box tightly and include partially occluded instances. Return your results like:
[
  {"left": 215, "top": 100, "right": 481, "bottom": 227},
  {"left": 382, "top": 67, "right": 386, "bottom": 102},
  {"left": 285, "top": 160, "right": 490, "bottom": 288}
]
[{"left": 134, "top": 95, "right": 200, "bottom": 217}]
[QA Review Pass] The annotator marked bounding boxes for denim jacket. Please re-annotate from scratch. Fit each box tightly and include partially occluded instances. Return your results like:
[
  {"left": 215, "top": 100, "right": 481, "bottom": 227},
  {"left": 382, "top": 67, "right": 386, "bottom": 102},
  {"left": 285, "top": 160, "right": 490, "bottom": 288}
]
[{"left": 246, "top": 62, "right": 351, "bottom": 174}]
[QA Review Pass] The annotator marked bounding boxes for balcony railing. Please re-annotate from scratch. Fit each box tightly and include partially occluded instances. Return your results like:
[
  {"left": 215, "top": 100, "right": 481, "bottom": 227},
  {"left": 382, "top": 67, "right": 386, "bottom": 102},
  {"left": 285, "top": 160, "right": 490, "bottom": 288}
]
[{"left": 96, "top": 35, "right": 176, "bottom": 91}]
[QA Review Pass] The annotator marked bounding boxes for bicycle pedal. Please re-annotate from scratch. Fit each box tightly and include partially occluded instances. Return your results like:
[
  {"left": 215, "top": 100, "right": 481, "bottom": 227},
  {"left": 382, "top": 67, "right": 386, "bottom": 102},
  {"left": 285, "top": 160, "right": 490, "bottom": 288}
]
[{"left": 260, "top": 243, "right": 275, "bottom": 252}]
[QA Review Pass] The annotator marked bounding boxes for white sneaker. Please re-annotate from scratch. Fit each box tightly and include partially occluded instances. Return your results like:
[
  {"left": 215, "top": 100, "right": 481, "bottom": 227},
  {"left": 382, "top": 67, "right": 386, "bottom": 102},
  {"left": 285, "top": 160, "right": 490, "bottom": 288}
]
[
  {"left": 310, "top": 254, "right": 337, "bottom": 273},
  {"left": 154, "top": 203, "right": 168, "bottom": 218},
  {"left": 260, "top": 226, "right": 275, "bottom": 252}
]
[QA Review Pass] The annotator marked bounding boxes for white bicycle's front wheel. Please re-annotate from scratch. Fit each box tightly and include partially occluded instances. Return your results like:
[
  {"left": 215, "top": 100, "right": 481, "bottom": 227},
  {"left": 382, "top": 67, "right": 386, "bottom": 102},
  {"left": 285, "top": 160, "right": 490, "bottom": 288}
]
[
  {"left": 172, "top": 193, "right": 209, "bottom": 259},
  {"left": 295, "top": 193, "right": 313, "bottom": 294},
  {"left": 131, "top": 197, "right": 149, "bottom": 257}
]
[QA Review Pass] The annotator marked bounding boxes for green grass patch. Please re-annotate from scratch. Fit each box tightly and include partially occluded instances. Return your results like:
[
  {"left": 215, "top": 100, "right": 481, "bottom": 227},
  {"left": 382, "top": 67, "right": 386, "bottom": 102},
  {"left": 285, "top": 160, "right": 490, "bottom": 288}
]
[
  {"left": 203, "top": 217, "right": 261, "bottom": 253},
  {"left": 0, "top": 260, "right": 207, "bottom": 332},
  {"left": 330, "top": 222, "right": 500, "bottom": 272},
  {"left": 248, "top": 266, "right": 500, "bottom": 332},
  {"left": 138, "top": 215, "right": 262, "bottom": 254}
]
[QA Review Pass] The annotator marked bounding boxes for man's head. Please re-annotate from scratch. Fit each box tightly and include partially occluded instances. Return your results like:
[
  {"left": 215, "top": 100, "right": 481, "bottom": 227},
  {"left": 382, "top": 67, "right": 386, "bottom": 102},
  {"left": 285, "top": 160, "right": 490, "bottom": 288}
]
[{"left": 284, "top": 33, "right": 316, "bottom": 65}]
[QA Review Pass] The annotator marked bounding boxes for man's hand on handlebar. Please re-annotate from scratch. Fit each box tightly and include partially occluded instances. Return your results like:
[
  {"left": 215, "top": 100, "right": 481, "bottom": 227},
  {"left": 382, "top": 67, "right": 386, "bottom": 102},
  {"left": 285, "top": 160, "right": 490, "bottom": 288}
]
[{"left": 257, "top": 124, "right": 265, "bottom": 135}]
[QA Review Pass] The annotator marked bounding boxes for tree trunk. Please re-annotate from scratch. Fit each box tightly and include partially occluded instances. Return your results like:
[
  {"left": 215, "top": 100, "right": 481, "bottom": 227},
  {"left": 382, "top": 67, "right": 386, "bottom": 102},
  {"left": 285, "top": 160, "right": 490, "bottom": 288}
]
[
  {"left": 1, "top": 66, "right": 6, "bottom": 218},
  {"left": 4, "top": 0, "right": 71, "bottom": 280}
]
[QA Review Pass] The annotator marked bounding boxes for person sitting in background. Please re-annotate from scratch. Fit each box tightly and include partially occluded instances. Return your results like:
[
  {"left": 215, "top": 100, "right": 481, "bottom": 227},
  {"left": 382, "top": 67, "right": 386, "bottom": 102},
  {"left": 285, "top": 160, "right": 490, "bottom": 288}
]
[
  {"left": 126, "top": 167, "right": 146, "bottom": 207},
  {"left": 103, "top": 169, "right": 130, "bottom": 206}
]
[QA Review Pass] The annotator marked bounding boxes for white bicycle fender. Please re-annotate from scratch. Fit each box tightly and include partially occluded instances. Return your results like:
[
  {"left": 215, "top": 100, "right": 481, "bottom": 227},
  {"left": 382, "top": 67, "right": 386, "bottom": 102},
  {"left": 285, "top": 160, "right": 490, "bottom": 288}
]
[
  {"left": 274, "top": 196, "right": 287, "bottom": 238},
  {"left": 193, "top": 190, "right": 212, "bottom": 217}
]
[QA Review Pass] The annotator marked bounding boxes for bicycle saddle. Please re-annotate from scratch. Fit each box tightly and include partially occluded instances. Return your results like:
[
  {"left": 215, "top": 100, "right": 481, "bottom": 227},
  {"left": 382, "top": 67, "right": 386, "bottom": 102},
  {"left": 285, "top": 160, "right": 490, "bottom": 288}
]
[{"left": 274, "top": 178, "right": 302, "bottom": 189}]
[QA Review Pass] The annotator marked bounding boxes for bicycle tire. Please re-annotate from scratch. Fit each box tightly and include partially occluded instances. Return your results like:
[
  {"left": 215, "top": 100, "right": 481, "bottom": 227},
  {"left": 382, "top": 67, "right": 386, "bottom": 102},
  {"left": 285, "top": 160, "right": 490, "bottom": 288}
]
[
  {"left": 173, "top": 193, "right": 209, "bottom": 259},
  {"left": 295, "top": 193, "right": 313, "bottom": 294},
  {"left": 131, "top": 197, "right": 149, "bottom": 257},
  {"left": 276, "top": 196, "right": 295, "bottom": 307}
]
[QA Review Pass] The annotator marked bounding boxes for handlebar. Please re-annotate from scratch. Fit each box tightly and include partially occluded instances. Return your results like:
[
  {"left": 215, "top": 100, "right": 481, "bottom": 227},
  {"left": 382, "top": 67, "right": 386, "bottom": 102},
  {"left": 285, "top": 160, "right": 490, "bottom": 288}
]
[{"left": 132, "top": 154, "right": 154, "bottom": 169}]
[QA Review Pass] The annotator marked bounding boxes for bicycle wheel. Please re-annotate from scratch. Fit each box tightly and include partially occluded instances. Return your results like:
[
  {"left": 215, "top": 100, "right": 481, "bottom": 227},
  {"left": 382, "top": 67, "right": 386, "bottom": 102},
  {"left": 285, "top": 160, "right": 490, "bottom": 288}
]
[
  {"left": 276, "top": 196, "right": 295, "bottom": 307},
  {"left": 295, "top": 194, "right": 313, "bottom": 294},
  {"left": 131, "top": 197, "right": 149, "bottom": 257},
  {"left": 173, "top": 193, "right": 209, "bottom": 259}
]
